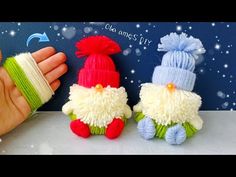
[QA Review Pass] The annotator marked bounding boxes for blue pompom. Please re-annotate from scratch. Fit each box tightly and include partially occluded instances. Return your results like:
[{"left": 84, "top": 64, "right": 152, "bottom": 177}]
[
  {"left": 157, "top": 32, "right": 205, "bottom": 72},
  {"left": 165, "top": 124, "right": 186, "bottom": 145},
  {"left": 158, "top": 32, "right": 205, "bottom": 58},
  {"left": 137, "top": 117, "right": 156, "bottom": 140}
]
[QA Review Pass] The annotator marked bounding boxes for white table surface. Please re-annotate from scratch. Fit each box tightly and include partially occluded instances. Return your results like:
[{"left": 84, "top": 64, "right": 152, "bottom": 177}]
[{"left": 0, "top": 111, "right": 236, "bottom": 155}]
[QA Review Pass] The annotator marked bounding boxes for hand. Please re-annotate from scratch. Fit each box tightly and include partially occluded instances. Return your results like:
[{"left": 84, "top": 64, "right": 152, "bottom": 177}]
[{"left": 0, "top": 47, "right": 68, "bottom": 136}]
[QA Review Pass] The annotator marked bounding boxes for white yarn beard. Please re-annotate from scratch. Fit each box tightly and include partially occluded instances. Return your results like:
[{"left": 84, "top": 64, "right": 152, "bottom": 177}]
[
  {"left": 15, "top": 53, "right": 54, "bottom": 104},
  {"left": 62, "top": 84, "right": 132, "bottom": 127},
  {"left": 133, "top": 83, "right": 203, "bottom": 130}
]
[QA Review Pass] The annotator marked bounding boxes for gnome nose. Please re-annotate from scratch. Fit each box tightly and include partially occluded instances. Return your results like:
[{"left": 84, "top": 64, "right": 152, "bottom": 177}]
[
  {"left": 166, "top": 83, "right": 176, "bottom": 92},
  {"left": 95, "top": 84, "right": 104, "bottom": 92}
]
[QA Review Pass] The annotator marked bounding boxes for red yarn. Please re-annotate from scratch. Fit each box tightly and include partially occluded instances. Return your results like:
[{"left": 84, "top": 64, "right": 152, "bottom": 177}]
[
  {"left": 105, "top": 118, "right": 125, "bottom": 139},
  {"left": 75, "top": 35, "right": 121, "bottom": 88},
  {"left": 75, "top": 36, "right": 121, "bottom": 57},
  {"left": 70, "top": 119, "right": 90, "bottom": 138},
  {"left": 78, "top": 69, "right": 120, "bottom": 88}
]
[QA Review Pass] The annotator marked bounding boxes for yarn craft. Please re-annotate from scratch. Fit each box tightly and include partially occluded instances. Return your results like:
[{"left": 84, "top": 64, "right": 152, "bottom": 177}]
[
  {"left": 133, "top": 32, "right": 205, "bottom": 145},
  {"left": 62, "top": 35, "right": 132, "bottom": 139},
  {"left": 3, "top": 53, "right": 54, "bottom": 112}
]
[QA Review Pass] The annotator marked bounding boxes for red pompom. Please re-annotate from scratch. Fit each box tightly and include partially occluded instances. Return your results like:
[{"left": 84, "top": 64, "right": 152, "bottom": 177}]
[
  {"left": 75, "top": 35, "right": 121, "bottom": 58},
  {"left": 70, "top": 119, "right": 90, "bottom": 138},
  {"left": 105, "top": 118, "right": 125, "bottom": 139}
]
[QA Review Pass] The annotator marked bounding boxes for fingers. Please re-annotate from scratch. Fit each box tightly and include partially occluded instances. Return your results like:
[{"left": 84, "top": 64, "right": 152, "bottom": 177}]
[
  {"left": 45, "top": 64, "right": 68, "bottom": 84},
  {"left": 32, "top": 46, "right": 56, "bottom": 63},
  {"left": 38, "top": 52, "right": 67, "bottom": 74},
  {"left": 50, "top": 80, "right": 61, "bottom": 92}
]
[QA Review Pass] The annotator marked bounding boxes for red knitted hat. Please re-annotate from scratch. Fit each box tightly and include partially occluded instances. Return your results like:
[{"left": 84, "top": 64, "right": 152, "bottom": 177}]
[{"left": 75, "top": 35, "right": 121, "bottom": 88}]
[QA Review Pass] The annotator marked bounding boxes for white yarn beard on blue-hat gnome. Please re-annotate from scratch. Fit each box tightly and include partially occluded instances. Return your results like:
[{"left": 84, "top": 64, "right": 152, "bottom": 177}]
[{"left": 133, "top": 32, "right": 206, "bottom": 145}]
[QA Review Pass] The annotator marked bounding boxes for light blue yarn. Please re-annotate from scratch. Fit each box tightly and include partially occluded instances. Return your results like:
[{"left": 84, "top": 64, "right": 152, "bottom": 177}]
[
  {"left": 158, "top": 32, "right": 205, "bottom": 58},
  {"left": 152, "top": 32, "right": 205, "bottom": 91},
  {"left": 158, "top": 32, "right": 205, "bottom": 71},
  {"left": 137, "top": 116, "right": 156, "bottom": 140},
  {"left": 165, "top": 124, "right": 186, "bottom": 145}
]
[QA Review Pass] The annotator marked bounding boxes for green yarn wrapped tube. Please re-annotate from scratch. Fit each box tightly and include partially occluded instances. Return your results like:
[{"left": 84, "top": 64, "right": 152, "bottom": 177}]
[
  {"left": 134, "top": 112, "right": 145, "bottom": 122},
  {"left": 89, "top": 126, "right": 106, "bottom": 135},
  {"left": 135, "top": 111, "right": 198, "bottom": 139},
  {"left": 182, "top": 122, "right": 197, "bottom": 138},
  {"left": 3, "top": 57, "right": 42, "bottom": 111},
  {"left": 68, "top": 113, "right": 127, "bottom": 135}
]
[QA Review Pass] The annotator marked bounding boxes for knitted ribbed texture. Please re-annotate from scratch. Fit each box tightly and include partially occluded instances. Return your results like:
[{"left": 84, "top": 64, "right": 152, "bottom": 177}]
[
  {"left": 152, "top": 32, "right": 205, "bottom": 91},
  {"left": 152, "top": 66, "right": 196, "bottom": 91},
  {"left": 76, "top": 36, "right": 121, "bottom": 88}
]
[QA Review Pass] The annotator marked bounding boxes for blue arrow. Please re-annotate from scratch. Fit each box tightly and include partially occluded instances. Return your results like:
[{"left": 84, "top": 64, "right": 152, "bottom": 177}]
[{"left": 26, "top": 32, "right": 49, "bottom": 47}]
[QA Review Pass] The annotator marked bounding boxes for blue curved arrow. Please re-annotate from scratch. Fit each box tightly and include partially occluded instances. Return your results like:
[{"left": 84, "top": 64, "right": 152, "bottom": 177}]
[{"left": 26, "top": 32, "right": 49, "bottom": 47}]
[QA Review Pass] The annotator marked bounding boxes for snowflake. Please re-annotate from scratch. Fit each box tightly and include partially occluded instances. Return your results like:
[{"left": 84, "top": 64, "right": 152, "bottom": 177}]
[
  {"left": 226, "top": 51, "right": 229, "bottom": 54},
  {"left": 211, "top": 23, "right": 215, "bottom": 26},
  {"left": 130, "top": 80, "right": 134, "bottom": 83},
  {"left": 222, "top": 74, "right": 226, "bottom": 78},
  {"left": 130, "top": 69, "right": 135, "bottom": 74},
  {"left": 214, "top": 44, "right": 221, "bottom": 50},
  {"left": 9, "top": 30, "right": 16, "bottom": 37},
  {"left": 217, "top": 91, "right": 226, "bottom": 99},
  {"left": 189, "top": 26, "right": 192, "bottom": 30},
  {"left": 224, "top": 64, "right": 228, "bottom": 68},
  {"left": 176, "top": 25, "right": 182, "bottom": 31},
  {"left": 199, "top": 69, "right": 204, "bottom": 73},
  {"left": 136, "top": 24, "right": 140, "bottom": 28},
  {"left": 222, "top": 102, "right": 229, "bottom": 109},
  {"left": 53, "top": 25, "right": 59, "bottom": 30}
]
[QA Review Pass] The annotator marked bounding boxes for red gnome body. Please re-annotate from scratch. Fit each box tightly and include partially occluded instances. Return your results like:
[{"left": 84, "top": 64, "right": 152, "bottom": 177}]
[{"left": 62, "top": 36, "right": 132, "bottom": 139}]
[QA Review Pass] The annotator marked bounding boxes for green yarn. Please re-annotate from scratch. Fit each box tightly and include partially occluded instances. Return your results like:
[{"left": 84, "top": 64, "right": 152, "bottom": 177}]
[
  {"left": 134, "top": 112, "right": 145, "bottom": 122},
  {"left": 136, "top": 112, "right": 198, "bottom": 139},
  {"left": 122, "top": 117, "right": 128, "bottom": 125},
  {"left": 68, "top": 113, "right": 77, "bottom": 121},
  {"left": 89, "top": 125, "right": 106, "bottom": 135},
  {"left": 182, "top": 122, "right": 197, "bottom": 138},
  {"left": 155, "top": 122, "right": 197, "bottom": 139},
  {"left": 3, "top": 57, "right": 42, "bottom": 111},
  {"left": 68, "top": 113, "right": 127, "bottom": 135},
  {"left": 155, "top": 122, "right": 176, "bottom": 139}
]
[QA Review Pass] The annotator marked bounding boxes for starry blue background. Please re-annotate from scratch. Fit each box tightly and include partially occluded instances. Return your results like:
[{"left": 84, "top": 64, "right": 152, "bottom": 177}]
[{"left": 0, "top": 22, "right": 235, "bottom": 111}]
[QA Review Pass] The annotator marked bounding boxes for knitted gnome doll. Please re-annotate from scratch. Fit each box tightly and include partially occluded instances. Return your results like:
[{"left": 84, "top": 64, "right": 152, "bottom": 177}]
[
  {"left": 133, "top": 32, "right": 205, "bottom": 145},
  {"left": 62, "top": 35, "right": 132, "bottom": 139}
]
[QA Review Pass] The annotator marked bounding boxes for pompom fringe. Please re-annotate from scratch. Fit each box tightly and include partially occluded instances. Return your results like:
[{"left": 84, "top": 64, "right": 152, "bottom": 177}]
[
  {"left": 158, "top": 32, "right": 205, "bottom": 59},
  {"left": 76, "top": 35, "right": 121, "bottom": 58}
]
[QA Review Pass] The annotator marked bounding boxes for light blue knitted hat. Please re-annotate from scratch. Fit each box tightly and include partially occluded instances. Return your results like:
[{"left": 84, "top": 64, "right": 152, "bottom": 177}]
[{"left": 152, "top": 32, "right": 206, "bottom": 91}]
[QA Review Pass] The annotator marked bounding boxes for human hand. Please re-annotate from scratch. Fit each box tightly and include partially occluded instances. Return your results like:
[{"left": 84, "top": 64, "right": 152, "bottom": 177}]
[{"left": 0, "top": 47, "right": 68, "bottom": 136}]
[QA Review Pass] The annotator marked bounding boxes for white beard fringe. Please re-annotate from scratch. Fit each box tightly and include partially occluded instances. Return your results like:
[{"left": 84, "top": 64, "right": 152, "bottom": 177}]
[
  {"left": 62, "top": 84, "right": 132, "bottom": 128},
  {"left": 133, "top": 83, "right": 203, "bottom": 130}
]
